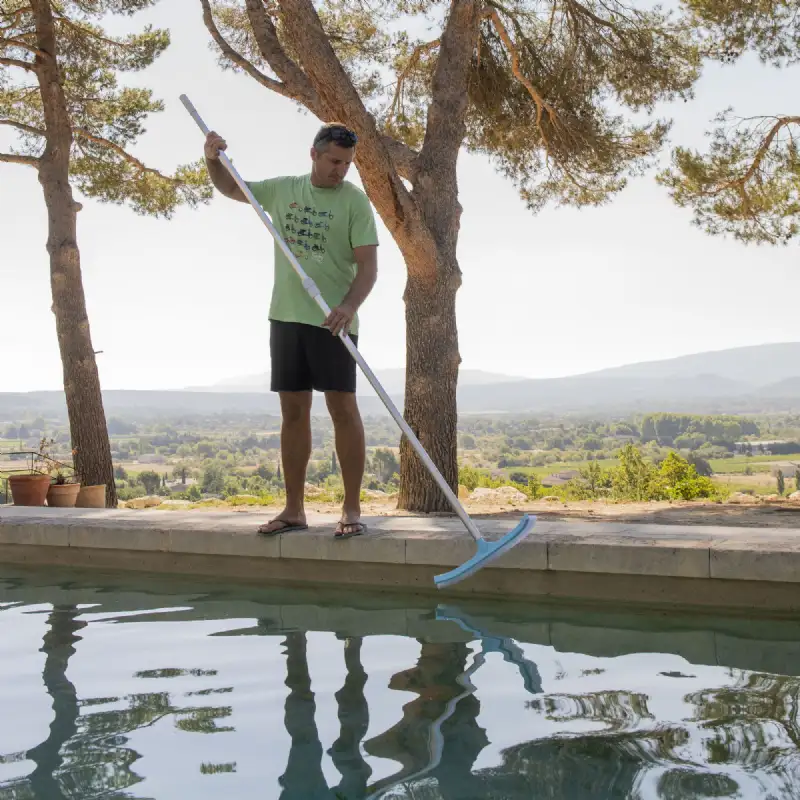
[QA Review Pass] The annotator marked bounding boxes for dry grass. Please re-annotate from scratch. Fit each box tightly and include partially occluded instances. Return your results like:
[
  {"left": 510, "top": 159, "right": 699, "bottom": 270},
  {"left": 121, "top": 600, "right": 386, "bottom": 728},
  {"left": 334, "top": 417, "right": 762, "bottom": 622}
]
[{"left": 713, "top": 473, "right": 778, "bottom": 491}]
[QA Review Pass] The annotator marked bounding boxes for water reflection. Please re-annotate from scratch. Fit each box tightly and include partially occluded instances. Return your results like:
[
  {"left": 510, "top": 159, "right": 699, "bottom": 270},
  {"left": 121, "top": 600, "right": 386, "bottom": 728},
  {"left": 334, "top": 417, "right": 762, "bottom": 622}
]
[
  {"left": 27, "top": 606, "right": 83, "bottom": 800},
  {"left": 2, "top": 568, "right": 800, "bottom": 799}
]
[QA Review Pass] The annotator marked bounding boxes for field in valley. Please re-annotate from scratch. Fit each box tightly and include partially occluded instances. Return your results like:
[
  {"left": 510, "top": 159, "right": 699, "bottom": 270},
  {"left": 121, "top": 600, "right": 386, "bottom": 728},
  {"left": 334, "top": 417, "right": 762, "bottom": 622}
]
[{"left": 3, "top": 409, "right": 800, "bottom": 505}]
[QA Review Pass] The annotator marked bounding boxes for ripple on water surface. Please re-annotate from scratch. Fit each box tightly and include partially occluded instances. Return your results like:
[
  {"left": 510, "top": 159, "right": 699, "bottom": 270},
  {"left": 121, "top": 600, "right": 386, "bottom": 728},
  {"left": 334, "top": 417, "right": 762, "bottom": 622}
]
[{"left": 1, "top": 566, "right": 800, "bottom": 799}]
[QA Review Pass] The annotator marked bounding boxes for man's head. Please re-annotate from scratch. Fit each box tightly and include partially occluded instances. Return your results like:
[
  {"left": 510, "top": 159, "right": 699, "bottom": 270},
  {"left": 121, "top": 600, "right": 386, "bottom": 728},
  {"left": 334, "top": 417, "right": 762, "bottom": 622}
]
[{"left": 310, "top": 123, "right": 357, "bottom": 188}]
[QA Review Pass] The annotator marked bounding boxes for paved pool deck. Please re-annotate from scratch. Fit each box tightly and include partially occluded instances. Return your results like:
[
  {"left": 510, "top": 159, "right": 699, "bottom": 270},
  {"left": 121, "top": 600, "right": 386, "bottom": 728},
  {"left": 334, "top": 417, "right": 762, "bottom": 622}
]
[{"left": 2, "top": 506, "right": 800, "bottom": 611}]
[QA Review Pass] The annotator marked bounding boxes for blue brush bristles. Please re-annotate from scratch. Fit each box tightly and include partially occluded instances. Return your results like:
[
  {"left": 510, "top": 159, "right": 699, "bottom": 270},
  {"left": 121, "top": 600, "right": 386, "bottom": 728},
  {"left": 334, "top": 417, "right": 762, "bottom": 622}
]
[{"left": 433, "top": 514, "right": 536, "bottom": 589}]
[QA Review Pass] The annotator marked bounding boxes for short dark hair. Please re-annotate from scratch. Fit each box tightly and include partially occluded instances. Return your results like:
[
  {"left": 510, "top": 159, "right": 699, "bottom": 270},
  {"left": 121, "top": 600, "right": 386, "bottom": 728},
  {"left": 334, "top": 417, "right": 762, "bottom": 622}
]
[{"left": 313, "top": 122, "right": 358, "bottom": 151}]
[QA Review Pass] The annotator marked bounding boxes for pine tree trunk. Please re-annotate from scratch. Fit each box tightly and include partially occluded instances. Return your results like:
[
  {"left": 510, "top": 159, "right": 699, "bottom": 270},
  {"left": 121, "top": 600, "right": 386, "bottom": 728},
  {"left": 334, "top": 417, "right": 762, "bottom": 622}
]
[
  {"left": 32, "top": 0, "right": 117, "bottom": 507},
  {"left": 237, "top": 0, "right": 478, "bottom": 514},
  {"left": 397, "top": 269, "right": 461, "bottom": 513},
  {"left": 393, "top": 0, "right": 473, "bottom": 513}
]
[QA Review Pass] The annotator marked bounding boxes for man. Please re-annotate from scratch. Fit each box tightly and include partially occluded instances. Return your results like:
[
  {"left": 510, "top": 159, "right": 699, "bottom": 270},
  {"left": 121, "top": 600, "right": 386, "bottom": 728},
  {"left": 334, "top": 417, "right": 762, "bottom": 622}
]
[{"left": 204, "top": 122, "right": 378, "bottom": 538}]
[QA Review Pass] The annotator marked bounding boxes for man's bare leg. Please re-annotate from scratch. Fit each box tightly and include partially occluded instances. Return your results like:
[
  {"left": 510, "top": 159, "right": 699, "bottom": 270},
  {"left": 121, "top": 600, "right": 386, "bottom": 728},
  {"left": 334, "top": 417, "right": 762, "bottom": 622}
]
[
  {"left": 325, "top": 391, "right": 366, "bottom": 536},
  {"left": 258, "top": 392, "right": 312, "bottom": 534}
]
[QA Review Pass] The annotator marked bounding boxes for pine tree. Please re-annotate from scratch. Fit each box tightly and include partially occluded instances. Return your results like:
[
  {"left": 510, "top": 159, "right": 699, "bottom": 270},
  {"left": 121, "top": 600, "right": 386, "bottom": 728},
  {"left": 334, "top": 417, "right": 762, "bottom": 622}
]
[
  {"left": 659, "top": 0, "right": 799, "bottom": 244},
  {"left": 777, "top": 469, "right": 785, "bottom": 496},
  {"left": 199, "top": 0, "right": 699, "bottom": 511},
  {"left": 1, "top": 1, "right": 212, "bottom": 506}
]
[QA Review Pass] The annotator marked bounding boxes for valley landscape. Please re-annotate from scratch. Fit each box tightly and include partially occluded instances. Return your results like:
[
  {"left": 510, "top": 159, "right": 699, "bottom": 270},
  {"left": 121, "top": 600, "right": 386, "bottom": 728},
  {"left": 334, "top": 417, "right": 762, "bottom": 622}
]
[{"left": 3, "top": 343, "right": 800, "bottom": 520}]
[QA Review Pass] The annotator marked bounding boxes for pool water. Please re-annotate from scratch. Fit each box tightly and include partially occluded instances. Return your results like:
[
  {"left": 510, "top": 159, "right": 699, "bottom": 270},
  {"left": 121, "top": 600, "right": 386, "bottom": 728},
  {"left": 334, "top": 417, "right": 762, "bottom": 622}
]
[{"left": 2, "top": 566, "right": 800, "bottom": 799}]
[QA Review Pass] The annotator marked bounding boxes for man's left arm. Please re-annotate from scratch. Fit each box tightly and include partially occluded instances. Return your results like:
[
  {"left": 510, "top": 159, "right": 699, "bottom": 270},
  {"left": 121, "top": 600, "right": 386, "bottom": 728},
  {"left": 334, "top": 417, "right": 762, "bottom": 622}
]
[
  {"left": 323, "top": 245, "right": 377, "bottom": 336},
  {"left": 324, "top": 195, "right": 379, "bottom": 336},
  {"left": 345, "top": 243, "right": 378, "bottom": 306}
]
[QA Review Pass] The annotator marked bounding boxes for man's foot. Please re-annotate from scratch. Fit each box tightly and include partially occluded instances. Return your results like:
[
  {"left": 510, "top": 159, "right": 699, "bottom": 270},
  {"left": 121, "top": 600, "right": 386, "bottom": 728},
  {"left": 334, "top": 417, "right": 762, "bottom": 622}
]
[
  {"left": 257, "top": 514, "right": 307, "bottom": 536},
  {"left": 334, "top": 517, "right": 367, "bottom": 539}
]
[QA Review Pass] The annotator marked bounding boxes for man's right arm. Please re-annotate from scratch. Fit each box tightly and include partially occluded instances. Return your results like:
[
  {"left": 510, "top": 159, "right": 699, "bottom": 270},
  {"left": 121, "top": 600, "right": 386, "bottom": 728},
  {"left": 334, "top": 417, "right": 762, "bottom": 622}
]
[{"left": 204, "top": 131, "right": 246, "bottom": 203}]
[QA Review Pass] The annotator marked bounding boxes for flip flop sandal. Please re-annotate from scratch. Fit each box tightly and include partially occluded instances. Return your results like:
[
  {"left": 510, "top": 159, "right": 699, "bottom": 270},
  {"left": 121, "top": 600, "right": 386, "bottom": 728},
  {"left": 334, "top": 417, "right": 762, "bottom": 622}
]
[
  {"left": 334, "top": 521, "right": 367, "bottom": 539},
  {"left": 257, "top": 519, "right": 308, "bottom": 537}
]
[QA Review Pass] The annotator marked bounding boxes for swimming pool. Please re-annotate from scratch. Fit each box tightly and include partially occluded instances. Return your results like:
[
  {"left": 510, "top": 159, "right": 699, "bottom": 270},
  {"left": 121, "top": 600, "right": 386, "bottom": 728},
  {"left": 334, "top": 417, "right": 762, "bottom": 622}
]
[{"left": 2, "top": 565, "right": 799, "bottom": 799}]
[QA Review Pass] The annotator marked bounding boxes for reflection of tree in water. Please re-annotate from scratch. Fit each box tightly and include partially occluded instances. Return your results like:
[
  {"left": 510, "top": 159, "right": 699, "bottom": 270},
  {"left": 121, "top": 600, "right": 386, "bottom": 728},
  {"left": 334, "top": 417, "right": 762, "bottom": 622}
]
[
  {"left": 365, "top": 641, "right": 488, "bottom": 799},
  {"left": 0, "top": 606, "right": 237, "bottom": 800},
  {"left": 370, "top": 682, "right": 661, "bottom": 799},
  {"left": 689, "top": 669, "right": 800, "bottom": 782},
  {"left": 61, "top": 663, "right": 235, "bottom": 797},
  {"left": 657, "top": 769, "right": 739, "bottom": 799},
  {"left": 527, "top": 689, "right": 654, "bottom": 732},
  {"left": 7, "top": 605, "right": 800, "bottom": 800},
  {"left": 386, "top": 673, "right": 800, "bottom": 799},
  {"left": 0, "top": 612, "right": 377, "bottom": 800},
  {"left": 0, "top": 605, "right": 85, "bottom": 800}
]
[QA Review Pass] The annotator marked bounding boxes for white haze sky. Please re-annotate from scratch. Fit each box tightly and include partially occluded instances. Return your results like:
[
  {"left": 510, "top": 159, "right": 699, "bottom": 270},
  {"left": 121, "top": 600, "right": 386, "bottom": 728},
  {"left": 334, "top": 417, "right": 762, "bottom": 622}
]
[{"left": 0, "top": 3, "right": 797, "bottom": 392}]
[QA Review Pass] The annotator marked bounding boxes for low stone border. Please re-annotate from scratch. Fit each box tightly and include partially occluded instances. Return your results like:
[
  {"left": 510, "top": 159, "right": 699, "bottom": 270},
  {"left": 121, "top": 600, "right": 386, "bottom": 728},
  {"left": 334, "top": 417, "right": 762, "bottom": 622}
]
[{"left": 2, "top": 507, "right": 800, "bottom": 609}]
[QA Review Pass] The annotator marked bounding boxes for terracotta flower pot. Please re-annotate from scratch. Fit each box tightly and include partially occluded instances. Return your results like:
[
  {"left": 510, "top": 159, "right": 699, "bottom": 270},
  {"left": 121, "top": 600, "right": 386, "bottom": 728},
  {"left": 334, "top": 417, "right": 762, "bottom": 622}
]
[
  {"left": 76, "top": 484, "right": 106, "bottom": 508},
  {"left": 9, "top": 474, "right": 51, "bottom": 506},
  {"left": 47, "top": 483, "right": 82, "bottom": 508}
]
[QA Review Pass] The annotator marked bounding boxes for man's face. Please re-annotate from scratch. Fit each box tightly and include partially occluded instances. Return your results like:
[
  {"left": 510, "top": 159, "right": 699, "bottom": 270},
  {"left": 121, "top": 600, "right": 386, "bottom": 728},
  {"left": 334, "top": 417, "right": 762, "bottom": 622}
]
[{"left": 311, "top": 142, "right": 354, "bottom": 187}]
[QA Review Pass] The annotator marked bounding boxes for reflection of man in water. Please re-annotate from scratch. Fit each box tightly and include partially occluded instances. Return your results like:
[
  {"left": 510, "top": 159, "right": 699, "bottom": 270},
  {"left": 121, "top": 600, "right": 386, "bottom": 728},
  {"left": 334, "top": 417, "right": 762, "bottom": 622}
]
[
  {"left": 276, "top": 634, "right": 488, "bottom": 799},
  {"left": 364, "top": 641, "right": 489, "bottom": 799},
  {"left": 328, "top": 636, "right": 371, "bottom": 797},
  {"left": 278, "top": 631, "right": 371, "bottom": 799},
  {"left": 278, "top": 631, "right": 329, "bottom": 799}
]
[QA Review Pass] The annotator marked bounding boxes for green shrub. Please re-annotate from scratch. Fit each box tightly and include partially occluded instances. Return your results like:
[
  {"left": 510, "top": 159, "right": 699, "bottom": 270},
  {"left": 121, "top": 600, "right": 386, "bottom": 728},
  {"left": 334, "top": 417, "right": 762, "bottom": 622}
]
[
  {"left": 458, "top": 464, "right": 504, "bottom": 492},
  {"left": 117, "top": 485, "right": 146, "bottom": 501},
  {"left": 228, "top": 493, "right": 276, "bottom": 507}
]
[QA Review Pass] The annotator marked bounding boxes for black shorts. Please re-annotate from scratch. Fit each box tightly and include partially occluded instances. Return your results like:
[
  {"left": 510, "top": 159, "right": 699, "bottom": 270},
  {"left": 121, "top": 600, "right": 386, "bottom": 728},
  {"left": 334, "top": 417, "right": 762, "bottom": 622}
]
[{"left": 270, "top": 320, "right": 358, "bottom": 393}]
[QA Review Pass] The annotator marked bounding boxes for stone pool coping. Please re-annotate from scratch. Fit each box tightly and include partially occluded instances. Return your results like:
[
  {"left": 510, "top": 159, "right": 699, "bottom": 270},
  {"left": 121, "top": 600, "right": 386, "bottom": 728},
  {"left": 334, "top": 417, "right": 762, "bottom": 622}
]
[{"left": 2, "top": 506, "right": 800, "bottom": 610}]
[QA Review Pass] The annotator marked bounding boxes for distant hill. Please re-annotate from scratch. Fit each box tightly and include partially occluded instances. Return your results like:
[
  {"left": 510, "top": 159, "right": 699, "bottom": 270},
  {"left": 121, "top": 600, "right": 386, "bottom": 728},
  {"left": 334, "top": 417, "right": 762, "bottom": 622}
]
[
  {"left": 188, "top": 368, "right": 525, "bottom": 395},
  {"left": 757, "top": 377, "right": 800, "bottom": 398},
  {"left": 583, "top": 342, "right": 800, "bottom": 386},
  {"left": 2, "top": 343, "right": 799, "bottom": 419}
]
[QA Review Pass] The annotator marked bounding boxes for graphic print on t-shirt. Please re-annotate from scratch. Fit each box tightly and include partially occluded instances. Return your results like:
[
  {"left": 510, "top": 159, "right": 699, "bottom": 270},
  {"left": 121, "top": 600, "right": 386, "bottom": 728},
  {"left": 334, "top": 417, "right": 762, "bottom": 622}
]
[{"left": 284, "top": 201, "right": 335, "bottom": 263}]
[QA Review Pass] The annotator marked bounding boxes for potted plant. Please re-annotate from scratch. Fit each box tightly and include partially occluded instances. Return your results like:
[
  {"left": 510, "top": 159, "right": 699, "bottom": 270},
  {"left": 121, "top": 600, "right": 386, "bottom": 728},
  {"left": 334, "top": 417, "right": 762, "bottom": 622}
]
[
  {"left": 46, "top": 468, "right": 82, "bottom": 508},
  {"left": 63, "top": 445, "right": 106, "bottom": 508},
  {"left": 75, "top": 483, "right": 107, "bottom": 508},
  {"left": 7, "top": 437, "right": 55, "bottom": 507}
]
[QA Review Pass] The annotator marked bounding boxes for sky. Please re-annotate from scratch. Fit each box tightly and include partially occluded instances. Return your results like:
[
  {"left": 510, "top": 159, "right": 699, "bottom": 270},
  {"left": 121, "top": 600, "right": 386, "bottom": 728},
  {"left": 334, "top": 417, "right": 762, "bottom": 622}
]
[{"left": 1, "top": 3, "right": 797, "bottom": 393}]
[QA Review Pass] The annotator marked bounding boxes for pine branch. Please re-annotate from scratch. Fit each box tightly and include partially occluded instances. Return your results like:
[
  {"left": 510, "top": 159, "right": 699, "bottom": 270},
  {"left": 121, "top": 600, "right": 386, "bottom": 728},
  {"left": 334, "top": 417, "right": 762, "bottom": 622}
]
[
  {"left": 199, "top": 0, "right": 418, "bottom": 181},
  {"left": 486, "top": 9, "right": 560, "bottom": 148},
  {"left": 200, "top": 0, "right": 291, "bottom": 99},
  {"left": 278, "top": 0, "right": 390, "bottom": 144},
  {"left": 562, "top": 0, "right": 624, "bottom": 36},
  {"left": 659, "top": 113, "right": 800, "bottom": 244},
  {"left": 51, "top": 12, "right": 137, "bottom": 51},
  {"left": 703, "top": 116, "right": 800, "bottom": 198},
  {"left": 0, "top": 117, "right": 45, "bottom": 136},
  {"left": 418, "top": 0, "right": 481, "bottom": 176},
  {"left": 277, "top": 0, "right": 432, "bottom": 250},
  {"left": 386, "top": 38, "right": 440, "bottom": 127},
  {"left": 0, "top": 6, "right": 32, "bottom": 27},
  {"left": 0, "top": 150, "right": 39, "bottom": 166},
  {"left": 243, "top": 0, "right": 322, "bottom": 113},
  {"left": 0, "top": 55, "right": 37, "bottom": 71},
  {"left": 0, "top": 35, "right": 47, "bottom": 58},
  {"left": 73, "top": 128, "right": 182, "bottom": 184}
]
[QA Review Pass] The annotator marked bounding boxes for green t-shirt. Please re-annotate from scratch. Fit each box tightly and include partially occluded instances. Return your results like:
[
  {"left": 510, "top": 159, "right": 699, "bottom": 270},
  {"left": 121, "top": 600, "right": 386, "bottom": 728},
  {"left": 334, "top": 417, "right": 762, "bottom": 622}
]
[{"left": 246, "top": 174, "right": 379, "bottom": 335}]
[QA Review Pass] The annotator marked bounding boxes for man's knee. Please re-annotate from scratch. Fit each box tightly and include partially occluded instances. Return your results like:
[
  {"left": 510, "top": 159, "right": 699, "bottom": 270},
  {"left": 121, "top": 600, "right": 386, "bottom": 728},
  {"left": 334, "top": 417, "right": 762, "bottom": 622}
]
[
  {"left": 325, "top": 391, "right": 361, "bottom": 426},
  {"left": 280, "top": 391, "right": 312, "bottom": 425}
]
